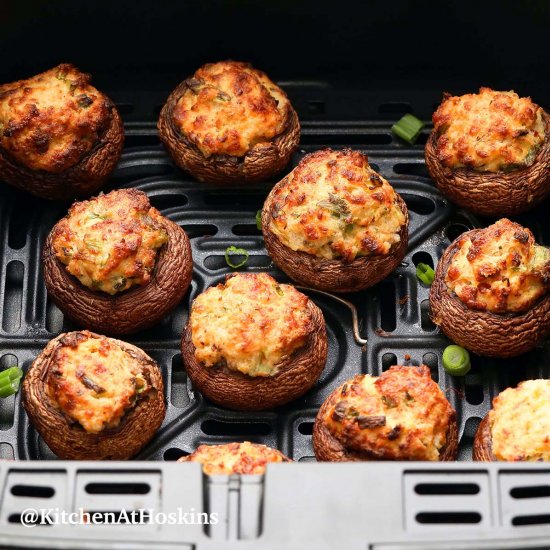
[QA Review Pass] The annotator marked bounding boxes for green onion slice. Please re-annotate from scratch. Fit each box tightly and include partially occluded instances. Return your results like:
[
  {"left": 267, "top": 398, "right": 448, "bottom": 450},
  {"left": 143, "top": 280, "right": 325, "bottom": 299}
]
[
  {"left": 442, "top": 345, "right": 471, "bottom": 376},
  {"left": 225, "top": 246, "right": 249, "bottom": 269},
  {"left": 416, "top": 263, "right": 435, "bottom": 285},
  {"left": 392, "top": 114, "right": 425, "bottom": 145},
  {"left": 0, "top": 367, "right": 23, "bottom": 398},
  {"left": 256, "top": 209, "right": 262, "bottom": 230}
]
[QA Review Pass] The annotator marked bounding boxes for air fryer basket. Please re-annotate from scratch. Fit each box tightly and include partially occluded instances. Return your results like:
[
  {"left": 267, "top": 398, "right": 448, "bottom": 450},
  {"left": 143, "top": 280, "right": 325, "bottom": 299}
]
[{"left": 0, "top": 84, "right": 548, "bottom": 549}]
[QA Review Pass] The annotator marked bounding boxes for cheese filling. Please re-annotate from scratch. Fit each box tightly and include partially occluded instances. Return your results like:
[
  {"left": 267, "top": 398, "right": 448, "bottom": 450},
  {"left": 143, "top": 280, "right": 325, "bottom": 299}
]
[
  {"left": 174, "top": 61, "right": 290, "bottom": 158},
  {"left": 190, "top": 273, "right": 312, "bottom": 377},
  {"left": 0, "top": 64, "right": 110, "bottom": 172},
  {"left": 445, "top": 219, "right": 550, "bottom": 313},
  {"left": 268, "top": 149, "right": 406, "bottom": 262},
  {"left": 324, "top": 366, "right": 453, "bottom": 461},
  {"left": 52, "top": 189, "right": 168, "bottom": 295},
  {"left": 178, "top": 442, "right": 288, "bottom": 475},
  {"left": 48, "top": 333, "right": 148, "bottom": 434},
  {"left": 433, "top": 87, "right": 545, "bottom": 172},
  {"left": 490, "top": 380, "right": 550, "bottom": 461}
]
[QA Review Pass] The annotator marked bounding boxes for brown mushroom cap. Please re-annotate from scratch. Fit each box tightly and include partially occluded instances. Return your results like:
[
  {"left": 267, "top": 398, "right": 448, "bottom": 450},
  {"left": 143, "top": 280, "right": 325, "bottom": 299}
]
[
  {"left": 429, "top": 229, "right": 550, "bottom": 357},
  {"left": 312, "top": 380, "right": 458, "bottom": 462},
  {"left": 472, "top": 414, "right": 495, "bottom": 461},
  {"left": 22, "top": 331, "right": 166, "bottom": 460},
  {"left": 425, "top": 111, "right": 550, "bottom": 217},
  {"left": 181, "top": 299, "right": 327, "bottom": 410},
  {"left": 262, "top": 191, "right": 409, "bottom": 293},
  {"left": 43, "top": 212, "right": 193, "bottom": 335},
  {"left": 0, "top": 102, "right": 124, "bottom": 200},
  {"left": 157, "top": 78, "right": 300, "bottom": 185}
]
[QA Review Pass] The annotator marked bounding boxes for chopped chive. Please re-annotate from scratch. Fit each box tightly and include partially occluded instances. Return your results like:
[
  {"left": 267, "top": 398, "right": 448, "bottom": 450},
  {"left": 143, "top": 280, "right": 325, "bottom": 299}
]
[
  {"left": 225, "top": 246, "right": 249, "bottom": 269},
  {"left": 256, "top": 210, "right": 262, "bottom": 230},
  {"left": 392, "top": 114, "right": 425, "bottom": 145},
  {"left": 442, "top": 345, "right": 471, "bottom": 376},
  {"left": 416, "top": 263, "right": 435, "bottom": 285},
  {"left": 0, "top": 367, "right": 23, "bottom": 398}
]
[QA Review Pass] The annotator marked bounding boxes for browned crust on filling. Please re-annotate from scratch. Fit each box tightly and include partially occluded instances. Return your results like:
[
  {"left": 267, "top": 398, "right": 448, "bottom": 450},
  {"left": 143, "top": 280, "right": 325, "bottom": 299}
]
[
  {"left": 181, "top": 300, "right": 327, "bottom": 410},
  {"left": 157, "top": 76, "right": 300, "bottom": 185},
  {"left": 262, "top": 190, "right": 409, "bottom": 293},
  {"left": 425, "top": 111, "right": 550, "bottom": 217},
  {"left": 22, "top": 331, "right": 165, "bottom": 460},
  {"left": 430, "top": 229, "right": 550, "bottom": 357},
  {"left": 43, "top": 212, "right": 193, "bottom": 335},
  {"left": 312, "top": 380, "right": 458, "bottom": 462},
  {"left": 0, "top": 102, "right": 123, "bottom": 201}
]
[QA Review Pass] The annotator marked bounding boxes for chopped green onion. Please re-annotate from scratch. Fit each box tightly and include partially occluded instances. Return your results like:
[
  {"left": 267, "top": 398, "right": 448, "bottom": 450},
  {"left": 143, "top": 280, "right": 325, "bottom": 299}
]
[
  {"left": 256, "top": 209, "right": 262, "bottom": 230},
  {"left": 392, "top": 114, "right": 425, "bottom": 145},
  {"left": 442, "top": 345, "right": 471, "bottom": 376},
  {"left": 0, "top": 367, "right": 23, "bottom": 398},
  {"left": 416, "top": 263, "right": 435, "bottom": 285},
  {"left": 225, "top": 246, "right": 249, "bottom": 269}
]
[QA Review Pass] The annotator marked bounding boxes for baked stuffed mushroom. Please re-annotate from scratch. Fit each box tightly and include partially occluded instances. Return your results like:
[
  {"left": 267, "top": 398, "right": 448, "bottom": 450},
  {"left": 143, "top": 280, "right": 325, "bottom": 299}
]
[
  {"left": 262, "top": 148, "right": 409, "bottom": 292},
  {"left": 158, "top": 60, "right": 299, "bottom": 184},
  {"left": 22, "top": 331, "right": 165, "bottom": 460},
  {"left": 181, "top": 272, "right": 327, "bottom": 410},
  {"left": 178, "top": 442, "right": 291, "bottom": 474},
  {"left": 0, "top": 64, "right": 123, "bottom": 200},
  {"left": 474, "top": 379, "right": 550, "bottom": 462},
  {"left": 425, "top": 87, "right": 550, "bottom": 216},
  {"left": 43, "top": 188, "right": 193, "bottom": 334},
  {"left": 313, "top": 365, "right": 458, "bottom": 462},
  {"left": 430, "top": 219, "right": 550, "bottom": 357}
]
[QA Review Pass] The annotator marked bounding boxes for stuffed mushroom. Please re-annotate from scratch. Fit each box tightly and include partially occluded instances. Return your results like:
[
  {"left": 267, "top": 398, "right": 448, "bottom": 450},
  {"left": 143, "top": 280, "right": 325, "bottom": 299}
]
[
  {"left": 0, "top": 64, "right": 124, "bottom": 200},
  {"left": 22, "top": 330, "right": 165, "bottom": 460},
  {"left": 181, "top": 272, "right": 327, "bottom": 410},
  {"left": 178, "top": 442, "right": 291, "bottom": 474},
  {"left": 262, "top": 148, "right": 409, "bottom": 293},
  {"left": 430, "top": 219, "right": 550, "bottom": 357},
  {"left": 425, "top": 87, "right": 550, "bottom": 216},
  {"left": 313, "top": 365, "right": 458, "bottom": 462},
  {"left": 158, "top": 60, "right": 300, "bottom": 184},
  {"left": 43, "top": 188, "right": 193, "bottom": 334},
  {"left": 473, "top": 379, "right": 550, "bottom": 462}
]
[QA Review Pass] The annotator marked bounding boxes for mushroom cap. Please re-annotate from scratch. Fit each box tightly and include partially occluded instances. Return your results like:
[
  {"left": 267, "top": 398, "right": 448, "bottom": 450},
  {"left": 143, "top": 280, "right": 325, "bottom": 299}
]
[
  {"left": 0, "top": 102, "right": 124, "bottom": 200},
  {"left": 472, "top": 414, "right": 495, "bottom": 461},
  {"left": 22, "top": 331, "right": 166, "bottom": 460},
  {"left": 262, "top": 190, "right": 409, "bottom": 293},
  {"left": 43, "top": 214, "right": 193, "bottom": 335},
  {"left": 312, "top": 379, "right": 458, "bottom": 462},
  {"left": 429, "top": 229, "right": 550, "bottom": 357},
  {"left": 425, "top": 111, "right": 550, "bottom": 217},
  {"left": 181, "top": 299, "right": 327, "bottom": 411},
  {"left": 157, "top": 79, "right": 300, "bottom": 185}
]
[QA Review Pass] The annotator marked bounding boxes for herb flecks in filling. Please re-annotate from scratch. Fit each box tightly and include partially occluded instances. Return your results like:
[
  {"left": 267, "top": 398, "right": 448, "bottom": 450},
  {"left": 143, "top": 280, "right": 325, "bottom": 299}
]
[
  {"left": 190, "top": 273, "right": 311, "bottom": 377},
  {"left": 325, "top": 366, "right": 453, "bottom": 461},
  {"left": 269, "top": 149, "right": 406, "bottom": 262},
  {"left": 445, "top": 219, "right": 550, "bottom": 313},
  {"left": 433, "top": 87, "right": 545, "bottom": 172},
  {"left": 48, "top": 332, "right": 148, "bottom": 434},
  {"left": 52, "top": 189, "right": 168, "bottom": 295}
]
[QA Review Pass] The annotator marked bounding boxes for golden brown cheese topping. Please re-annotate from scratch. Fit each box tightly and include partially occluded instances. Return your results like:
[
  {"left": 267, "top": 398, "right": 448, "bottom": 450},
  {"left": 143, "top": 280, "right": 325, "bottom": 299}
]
[
  {"left": 48, "top": 332, "right": 148, "bottom": 434},
  {"left": 178, "top": 442, "right": 290, "bottom": 475},
  {"left": 490, "top": 380, "right": 550, "bottom": 461},
  {"left": 445, "top": 219, "right": 550, "bottom": 314},
  {"left": 52, "top": 189, "right": 168, "bottom": 295},
  {"left": 268, "top": 149, "right": 406, "bottom": 262},
  {"left": 0, "top": 64, "right": 111, "bottom": 172},
  {"left": 173, "top": 60, "right": 290, "bottom": 158},
  {"left": 190, "top": 273, "right": 311, "bottom": 377},
  {"left": 324, "top": 366, "right": 453, "bottom": 461},
  {"left": 433, "top": 87, "right": 546, "bottom": 172}
]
